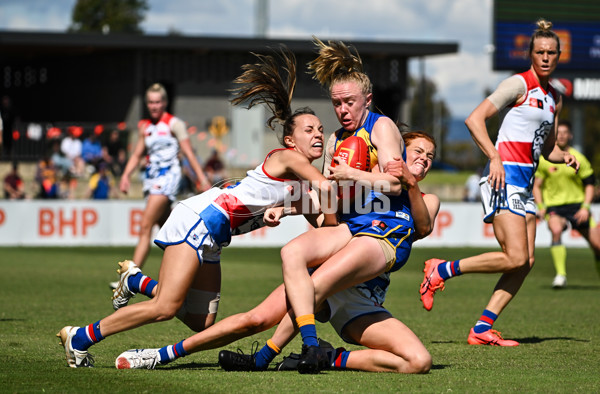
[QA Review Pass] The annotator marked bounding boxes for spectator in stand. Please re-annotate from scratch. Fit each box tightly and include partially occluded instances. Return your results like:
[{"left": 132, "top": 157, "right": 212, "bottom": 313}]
[
  {"left": 82, "top": 132, "right": 104, "bottom": 169},
  {"left": 50, "top": 140, "right": 72, "bottom": 177},
  {"left": 87, "top": 162, "right": 118, "bottom": 200},
  {"left": 3, "top": 161, "right": 25, "bottom": 199},
  {"left": 103, "top": 129, "right": 127, "bottom": 176},
  {"left": 61, "top": 127, "right": 85, "bottom": 177},
  {"left": 204, "top": 149, "right": 226, "bottom": 185},
  {"left": 36, "top": 157, "right": 60, "bottom": 199}
]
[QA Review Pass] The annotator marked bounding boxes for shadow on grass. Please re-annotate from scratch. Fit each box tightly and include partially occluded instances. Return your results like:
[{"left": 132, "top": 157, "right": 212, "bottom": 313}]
[
  {"left": 158, "top": 362, "right": 220, "bottom": 370},
  {"left": 515, "top": 336, "right": 590, "bottom": 344},
  {"left": 431, "top": 336, "right": 589, "bottom": 345},
  {"left": 431, "top": 364, "right": 449, "bottom": 370},
  {"left": 543, "top": 284, "right": 600, "bottom": 291},
  {"left": 0, "top": 318, "right": 26, "bottom": 322}
]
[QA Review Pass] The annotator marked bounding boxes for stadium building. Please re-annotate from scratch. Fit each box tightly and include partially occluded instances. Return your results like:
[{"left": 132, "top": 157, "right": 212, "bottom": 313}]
[{"left": 0, "top": 31, "right": 457, "bottom": 167}]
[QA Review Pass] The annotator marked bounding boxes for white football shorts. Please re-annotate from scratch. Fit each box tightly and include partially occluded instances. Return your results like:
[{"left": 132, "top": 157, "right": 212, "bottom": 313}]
[{"left": 479, "top": 177, "right": 535, "bottom": 224}]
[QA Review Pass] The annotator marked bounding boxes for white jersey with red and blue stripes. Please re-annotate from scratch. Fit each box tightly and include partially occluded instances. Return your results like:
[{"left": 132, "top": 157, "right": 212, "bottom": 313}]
[
  {"left": 492, "top": 69, "right": 557, "bottom": 190},
  {"left": 178, "top": 148, "right": 299, "bottom": 247},
  {"left": 140, "top": 112, "right": 182, "bottom": 178}
]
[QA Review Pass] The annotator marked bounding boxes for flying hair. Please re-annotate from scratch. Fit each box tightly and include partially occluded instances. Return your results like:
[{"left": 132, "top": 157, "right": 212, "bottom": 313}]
[
  {"left": 308, "top": 36, "right": 372, "bottom": 96},
  {"left": 229, "top": 46, "right": 315, "bottom": 145},
  {"left": 230, "top": 46, "right": 297, "bottom": 130}
]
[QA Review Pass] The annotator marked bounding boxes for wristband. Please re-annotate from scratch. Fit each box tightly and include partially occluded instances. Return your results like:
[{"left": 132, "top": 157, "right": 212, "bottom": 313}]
[
  {"left": 581, "top": 203, "right": 591, "bottom": 210},
  {"left": 536, "top": 203, "right": 545, "bottom": 211}
]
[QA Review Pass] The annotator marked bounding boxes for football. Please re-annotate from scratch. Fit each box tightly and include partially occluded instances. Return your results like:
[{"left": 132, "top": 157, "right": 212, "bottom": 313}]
[
  {"left": 330, "top": 136, "right": 370, "bottom": 199},
  {"left": 330, "top": 135, "right": 370, "bottom": 171}
]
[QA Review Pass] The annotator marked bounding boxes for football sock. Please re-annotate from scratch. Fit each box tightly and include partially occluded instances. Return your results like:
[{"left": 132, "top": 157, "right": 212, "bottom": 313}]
[
  {"left": 157, "top": 340, "right": 188, "bottom": 365},
  {"left": 296, "top": 314, "right": 319, "bottom": 347},
  {"left": 71, "top": 321, "right": 105, "bottom": 351},
  {"left": 254, "top": 339, "right": 281, "bottom": 370},
  {"left": 333, "top": 350, "right": 350, "bottom": 369},
  {"left": 550, "top": 244, "right": 567, "bottom": 277},
  {"left": 437, "top": 260, "right": 462, "bottom": 280},
  {"left": 473, "top": 309, "right": 497, "bottom": 334},
  {"left": 128, "top": 273, "right": 158, "bottom": 297}
]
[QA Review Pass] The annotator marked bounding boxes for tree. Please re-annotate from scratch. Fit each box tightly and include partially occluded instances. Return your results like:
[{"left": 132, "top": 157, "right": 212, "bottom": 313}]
[
  {"left": 408, "top": 76, "right": 451, "bottom": 162},
  {"left": 69, "top": 0, "right": 149, "bottom": 34}
]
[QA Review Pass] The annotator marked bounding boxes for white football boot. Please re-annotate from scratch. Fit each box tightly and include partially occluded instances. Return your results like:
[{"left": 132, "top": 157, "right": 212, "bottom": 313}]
[
  {"left": 115, "top": 349, "right": 160, "bottom": 369},
  {"left": 112, "top": 260, "right": 141, "bottom": 310},
  {"left": 552, "top": 274, "right": 567, "bottom": 288},
  {"left": 56, "top": 326, "right": 94, "bottom": 368}
]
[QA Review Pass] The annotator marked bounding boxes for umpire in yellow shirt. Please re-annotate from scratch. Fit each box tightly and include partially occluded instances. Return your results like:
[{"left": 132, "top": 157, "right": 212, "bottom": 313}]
[{"left": 533, "top": 120, "right": 600, "bottom": 288}]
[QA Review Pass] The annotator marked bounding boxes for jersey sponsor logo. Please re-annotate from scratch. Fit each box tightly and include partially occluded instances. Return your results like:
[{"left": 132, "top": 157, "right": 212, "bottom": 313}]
[
  {"left": 370, "top": 220, "right": 389, "bottom": 233},
  {"left": 395, "top": 211, "right": 410, "bottom": 221},
  {"left": 529, "top": 97, "right": 544, "bottom": 109}
]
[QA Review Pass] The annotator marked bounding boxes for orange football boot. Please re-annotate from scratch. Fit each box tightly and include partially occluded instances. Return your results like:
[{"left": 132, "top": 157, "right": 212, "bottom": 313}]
[
  {"left": 419, "top": 258, "right": 446, "bottom": 311},
  {"left": 467, "top": 328, "right": 519, "bottom": 346}
]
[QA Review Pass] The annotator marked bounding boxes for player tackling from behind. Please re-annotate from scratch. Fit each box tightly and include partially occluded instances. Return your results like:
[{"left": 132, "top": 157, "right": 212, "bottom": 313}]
[{"left": 56, "top": 47, "right": 337, "bottom": 368}]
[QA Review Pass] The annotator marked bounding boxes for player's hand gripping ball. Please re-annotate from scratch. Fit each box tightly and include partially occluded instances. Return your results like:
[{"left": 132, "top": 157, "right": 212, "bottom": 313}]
[{"left": 331, "top": 136, "right": 370, "bottom": 198}]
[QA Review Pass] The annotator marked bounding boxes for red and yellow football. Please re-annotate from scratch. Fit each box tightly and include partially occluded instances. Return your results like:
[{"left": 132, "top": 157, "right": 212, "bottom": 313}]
[
  {"left": 330, "top": 135, "right": 370, "bottom": 171},
  {"left": 331, "top": 136, "right": 370, "bottom": 199}
]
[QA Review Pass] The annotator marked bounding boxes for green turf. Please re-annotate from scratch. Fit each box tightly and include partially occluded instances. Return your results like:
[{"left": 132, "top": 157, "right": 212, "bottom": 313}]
[{"left": 1, "top": 246, "right": 598, "bottom": 392}]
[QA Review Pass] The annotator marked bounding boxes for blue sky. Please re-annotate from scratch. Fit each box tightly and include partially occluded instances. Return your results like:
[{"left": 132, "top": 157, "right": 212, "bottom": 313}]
[{"left": 0, "top": 0, "right": 510, "bottom": 120}]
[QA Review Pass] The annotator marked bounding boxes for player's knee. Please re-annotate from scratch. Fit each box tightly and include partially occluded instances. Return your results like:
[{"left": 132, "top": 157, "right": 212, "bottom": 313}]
[
  {"left": 408, "top": 352, "right": 432, "bottom": 374},
  {"left": 139, "top": 220, "right": 154, "bottom": 235},
  {"left": 505, "top": 250, "right": 529, "bottom": 271},
  {"left": 389, "top": 350, "right": 431, "bottom": 374},
  {"left": 152, "top": 301, "right": 183, "bottom": 322},
  {"left": 238, "top": 311, "right": 275, "bottom": 334},
  {"left": 280, "top": 243, "right": 304, "bottom": 270}
]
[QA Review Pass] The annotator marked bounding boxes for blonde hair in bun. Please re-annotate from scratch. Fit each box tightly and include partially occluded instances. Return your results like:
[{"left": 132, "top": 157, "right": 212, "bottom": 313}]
[{"left": 529, "top": 18, "right": 560, "bottom": 55}]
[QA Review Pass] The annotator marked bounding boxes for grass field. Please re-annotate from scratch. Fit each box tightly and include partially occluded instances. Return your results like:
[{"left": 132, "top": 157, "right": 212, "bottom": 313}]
[{"left": 1, "top": 246, "right": 599, "bottom": 392}]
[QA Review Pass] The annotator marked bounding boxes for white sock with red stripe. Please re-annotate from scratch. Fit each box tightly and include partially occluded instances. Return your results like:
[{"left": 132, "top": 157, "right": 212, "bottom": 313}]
[{"left": 71, "top": 321, "right": 105, "bottom": 351}]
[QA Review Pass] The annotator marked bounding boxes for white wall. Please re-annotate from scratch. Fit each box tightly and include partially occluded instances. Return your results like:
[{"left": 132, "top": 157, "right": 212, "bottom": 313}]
[{"left": 0, "top": 201, "right": 596, "bottom": 247}]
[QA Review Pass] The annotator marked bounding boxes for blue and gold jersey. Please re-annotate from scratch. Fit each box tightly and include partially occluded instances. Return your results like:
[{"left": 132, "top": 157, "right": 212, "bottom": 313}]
[
  {"left": 343, "top": 190, "right": 414, "bottom": 272},
  {"left": 333, "top": 111, "right": 381, "bottom": 171}
]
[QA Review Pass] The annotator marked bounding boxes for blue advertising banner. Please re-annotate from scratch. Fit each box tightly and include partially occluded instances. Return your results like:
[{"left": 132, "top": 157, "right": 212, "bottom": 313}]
[{"left": 494, "top": 21, "right": 600, "bottom": 71}]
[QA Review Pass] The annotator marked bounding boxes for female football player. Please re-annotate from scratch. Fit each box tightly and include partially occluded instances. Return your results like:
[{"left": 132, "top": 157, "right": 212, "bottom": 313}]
[{"left": 56, "top": 47, "right": 337, "bottom": 368}]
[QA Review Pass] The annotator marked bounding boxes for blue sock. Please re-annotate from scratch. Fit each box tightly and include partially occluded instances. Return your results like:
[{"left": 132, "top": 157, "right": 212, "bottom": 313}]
[
  {"left": 333, "top": 350, "right": 350, "bottom": 369},
  {"left": 128, "top": 273, "right": 157, "bottom": 297},
  {"left": 157, "top": 340, "right": 188, "bottom": 365},
  {"left": 473, "top": 309, "right": 497, "bottom": 334},
  {"left": 255, "top": 340, "right": 280, "bottom": 370},
  {"left": 71, "top": 321, "right": 104, "bottom": 351},
  {"left": 298, "top": 325, "right": 319, "bottom": 347},
  {"left": 438, "top": 260, "right": 462, "bottom": 280}
]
